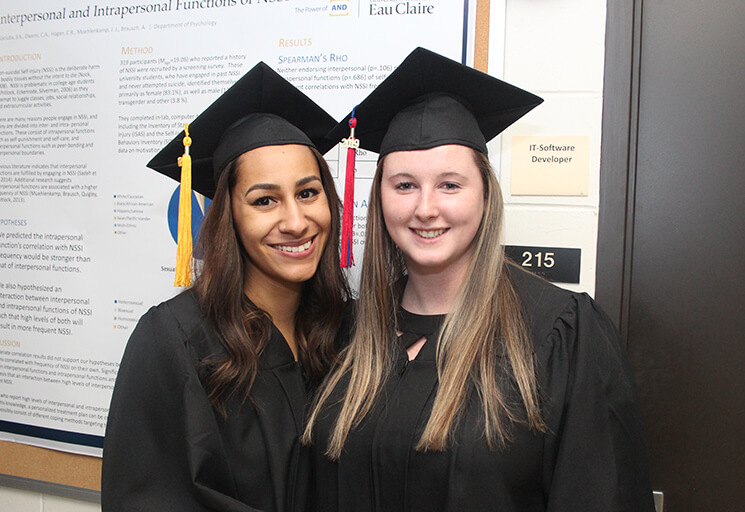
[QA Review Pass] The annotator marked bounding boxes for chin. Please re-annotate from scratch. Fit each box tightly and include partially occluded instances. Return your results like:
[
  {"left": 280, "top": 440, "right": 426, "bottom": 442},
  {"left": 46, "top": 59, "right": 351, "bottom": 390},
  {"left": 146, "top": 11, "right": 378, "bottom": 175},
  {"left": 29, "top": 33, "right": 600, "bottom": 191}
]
[{"left": 277, "top": 267, "right": 319, "bottom": 285}]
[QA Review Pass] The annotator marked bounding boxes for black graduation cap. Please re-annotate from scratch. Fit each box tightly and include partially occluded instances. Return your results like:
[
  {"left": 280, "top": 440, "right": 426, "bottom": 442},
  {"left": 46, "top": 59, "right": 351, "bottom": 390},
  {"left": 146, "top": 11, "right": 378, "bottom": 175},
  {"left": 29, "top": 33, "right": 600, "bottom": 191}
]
[
  {"left": 328, "top": 47, "right": 543, "bottom": 157},
  {"left": 147, "top": 61, "right": 337, "bottom": 199},
  {"left": 147, "top": 61, "right": 337, "bottom": 287}
]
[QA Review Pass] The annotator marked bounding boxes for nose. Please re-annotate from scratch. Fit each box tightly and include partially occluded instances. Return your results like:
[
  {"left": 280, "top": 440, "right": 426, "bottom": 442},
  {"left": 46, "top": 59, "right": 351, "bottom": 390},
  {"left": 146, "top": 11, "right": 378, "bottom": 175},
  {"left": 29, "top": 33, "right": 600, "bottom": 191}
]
[
  {"left": 414, "top": 188, "right": 438, "bottom": 221},
  {"left": 279, "top": 201, "right": 309, "bottom": 235}
]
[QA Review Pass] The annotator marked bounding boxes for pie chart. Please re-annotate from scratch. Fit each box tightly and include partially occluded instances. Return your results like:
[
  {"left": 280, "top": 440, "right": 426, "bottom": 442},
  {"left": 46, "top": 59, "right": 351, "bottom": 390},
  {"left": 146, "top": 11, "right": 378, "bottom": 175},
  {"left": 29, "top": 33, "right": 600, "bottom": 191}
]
[{"left": 167, "top": 186, "right": 212, "bottom": 254}]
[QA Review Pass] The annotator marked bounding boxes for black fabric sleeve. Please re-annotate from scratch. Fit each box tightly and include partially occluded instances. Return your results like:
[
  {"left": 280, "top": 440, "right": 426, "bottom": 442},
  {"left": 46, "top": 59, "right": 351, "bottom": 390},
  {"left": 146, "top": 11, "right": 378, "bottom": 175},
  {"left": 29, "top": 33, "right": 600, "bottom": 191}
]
[
  {"left": 102, "top": 305, "right": 205, "bottom": 511},
  {"left": 101, "top": 303, "right": 265, "bottom": 512},
  {"left": 541, "top": 294, "right": 655, "bottom": 512}
]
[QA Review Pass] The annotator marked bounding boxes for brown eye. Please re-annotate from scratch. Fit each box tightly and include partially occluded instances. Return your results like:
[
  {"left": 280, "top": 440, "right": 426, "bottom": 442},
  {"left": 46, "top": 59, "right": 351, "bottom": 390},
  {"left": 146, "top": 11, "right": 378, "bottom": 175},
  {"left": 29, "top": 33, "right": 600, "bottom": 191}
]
[
  {"left": 251, "top": 196, "right": 273, "bottom": 207},
  {"left": 298, "top": 188, "right": 320, "bottom": 200}
]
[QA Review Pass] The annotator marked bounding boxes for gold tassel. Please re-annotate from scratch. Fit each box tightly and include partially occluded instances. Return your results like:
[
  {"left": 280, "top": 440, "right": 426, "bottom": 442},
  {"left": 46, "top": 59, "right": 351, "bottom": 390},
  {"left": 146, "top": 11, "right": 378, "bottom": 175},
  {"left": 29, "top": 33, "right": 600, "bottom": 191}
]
[{"left": 174, "top": 124, "right": 193, "bottom": 287}]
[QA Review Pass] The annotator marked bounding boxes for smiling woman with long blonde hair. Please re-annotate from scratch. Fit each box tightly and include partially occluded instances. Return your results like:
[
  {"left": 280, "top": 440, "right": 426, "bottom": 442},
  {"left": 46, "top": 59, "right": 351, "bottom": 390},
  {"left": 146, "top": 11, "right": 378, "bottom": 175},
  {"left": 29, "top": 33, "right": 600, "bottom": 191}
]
[{"left": 304, "top": 48, "right": 654, "bottom": 512}]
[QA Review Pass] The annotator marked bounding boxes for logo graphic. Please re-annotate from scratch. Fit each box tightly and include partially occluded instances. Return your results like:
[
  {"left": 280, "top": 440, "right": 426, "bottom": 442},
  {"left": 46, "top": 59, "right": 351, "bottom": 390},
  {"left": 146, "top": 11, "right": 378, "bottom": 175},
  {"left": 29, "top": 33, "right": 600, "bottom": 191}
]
[
  {"left": 367, "top": 1, "right": 436, "bottom": 16},
  {"left": 167, "top": 186, "right": 212, "bottom": 254},
  {"left": 330, "top": 0, "right": 350, "bottom": 16}
]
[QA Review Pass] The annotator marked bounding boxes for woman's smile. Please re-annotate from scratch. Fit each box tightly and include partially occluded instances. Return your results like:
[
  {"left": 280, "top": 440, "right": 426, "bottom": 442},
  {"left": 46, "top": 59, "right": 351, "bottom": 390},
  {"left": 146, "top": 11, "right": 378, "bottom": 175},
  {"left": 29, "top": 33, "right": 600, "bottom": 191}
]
[
  {"left": 270, "top": 235, "right": 316, "bottom": 255},
  {"left": 410, "top": 227, "right": 449, "bottom": 240}
]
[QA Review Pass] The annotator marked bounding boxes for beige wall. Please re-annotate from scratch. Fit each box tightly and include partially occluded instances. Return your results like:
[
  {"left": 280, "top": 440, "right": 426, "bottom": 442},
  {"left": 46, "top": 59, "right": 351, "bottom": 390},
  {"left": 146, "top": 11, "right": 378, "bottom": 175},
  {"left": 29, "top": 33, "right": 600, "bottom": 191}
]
[
  {"left": 498, "top": 0, "right": 607, "bottom": 294},
  {"left": 0, "top": 486, "right": 100, "bottom": 512}
]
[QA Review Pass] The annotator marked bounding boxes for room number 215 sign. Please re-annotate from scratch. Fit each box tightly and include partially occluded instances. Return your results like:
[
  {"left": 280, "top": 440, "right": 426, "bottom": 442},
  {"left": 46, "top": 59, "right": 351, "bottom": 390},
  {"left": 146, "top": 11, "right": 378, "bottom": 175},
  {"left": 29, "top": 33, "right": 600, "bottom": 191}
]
[{"left": 504, "top": 246, "right": 581, "bottom": 284}]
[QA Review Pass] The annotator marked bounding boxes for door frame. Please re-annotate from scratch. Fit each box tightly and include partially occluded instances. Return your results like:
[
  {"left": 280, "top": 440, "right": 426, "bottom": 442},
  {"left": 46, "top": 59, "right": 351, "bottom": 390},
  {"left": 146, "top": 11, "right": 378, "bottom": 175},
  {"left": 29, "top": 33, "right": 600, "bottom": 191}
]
[{"left": 595, "top": 0, "right": 640, "bottom": 337}]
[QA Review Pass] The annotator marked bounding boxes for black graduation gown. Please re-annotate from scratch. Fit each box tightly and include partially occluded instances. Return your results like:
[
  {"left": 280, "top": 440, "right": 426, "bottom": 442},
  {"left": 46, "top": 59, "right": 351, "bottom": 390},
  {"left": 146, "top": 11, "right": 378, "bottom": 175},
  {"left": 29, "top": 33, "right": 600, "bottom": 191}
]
[
  {"left": 311, "top": 270, "right": 655, "bottom": 512},
  {"left": 102, "top": 290, "right": 309, "bottom": 512}
]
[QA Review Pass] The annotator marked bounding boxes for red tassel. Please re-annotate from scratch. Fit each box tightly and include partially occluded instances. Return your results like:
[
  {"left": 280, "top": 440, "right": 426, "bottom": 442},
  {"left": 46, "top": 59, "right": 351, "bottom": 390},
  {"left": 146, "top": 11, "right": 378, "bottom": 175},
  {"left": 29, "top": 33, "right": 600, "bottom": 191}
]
[{"left": 340, "top": 115, "right": 358, "bottom": 268}]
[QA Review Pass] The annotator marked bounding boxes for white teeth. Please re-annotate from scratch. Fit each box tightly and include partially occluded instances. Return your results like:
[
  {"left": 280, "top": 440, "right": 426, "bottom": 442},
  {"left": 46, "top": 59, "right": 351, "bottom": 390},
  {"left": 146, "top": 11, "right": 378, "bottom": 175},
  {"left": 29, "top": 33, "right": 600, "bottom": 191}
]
[
  {"left": 415, "top": 229, "right": 446, "bottom": 239},
  {"left": 274, "top": 240, "right": 312, "bottom": 253}
]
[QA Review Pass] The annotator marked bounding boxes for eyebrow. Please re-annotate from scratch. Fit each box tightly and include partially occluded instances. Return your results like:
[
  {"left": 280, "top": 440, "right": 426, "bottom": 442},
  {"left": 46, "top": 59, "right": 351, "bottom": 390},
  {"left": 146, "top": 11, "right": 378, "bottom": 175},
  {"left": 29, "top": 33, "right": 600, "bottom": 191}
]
[
  {"left": 296, "top": 175, "right": 322, "bottom": 187},
  {"left": 385, "top": 171, "right": 414, "bottom": 180},
  {"left": 245, "top": 175, "right": 322, "bottom": 194},
  {"left": 438, "top": 171, "right": 468, "bottom": 180},
  {"left": 386, "top": 171, "right": 468, "bottom": 180}
]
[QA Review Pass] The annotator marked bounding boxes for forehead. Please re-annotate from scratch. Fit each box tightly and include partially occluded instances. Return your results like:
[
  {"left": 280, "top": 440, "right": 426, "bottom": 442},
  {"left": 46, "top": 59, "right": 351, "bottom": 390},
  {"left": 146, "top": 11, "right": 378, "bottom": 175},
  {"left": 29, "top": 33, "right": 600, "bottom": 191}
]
[
  {"left": 382, "top": 144, "right": 480, "bottom": 178},
  {"left": 234, "top": 144, "right": 320, "bottom": 184}
]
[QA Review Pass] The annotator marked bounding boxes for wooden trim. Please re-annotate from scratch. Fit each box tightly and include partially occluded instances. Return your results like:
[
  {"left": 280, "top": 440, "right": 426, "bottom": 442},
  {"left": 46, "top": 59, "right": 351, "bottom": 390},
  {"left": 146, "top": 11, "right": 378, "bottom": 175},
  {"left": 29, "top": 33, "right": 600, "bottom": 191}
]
[
  {"left": 0, "top": 441, "right": 101, "bottom": 491},
  {"left": 0, "top": 473, "right": 100, "bottom": 503},
  {"left": 474, "top": 0, "right": 491, "bottom": 72}
]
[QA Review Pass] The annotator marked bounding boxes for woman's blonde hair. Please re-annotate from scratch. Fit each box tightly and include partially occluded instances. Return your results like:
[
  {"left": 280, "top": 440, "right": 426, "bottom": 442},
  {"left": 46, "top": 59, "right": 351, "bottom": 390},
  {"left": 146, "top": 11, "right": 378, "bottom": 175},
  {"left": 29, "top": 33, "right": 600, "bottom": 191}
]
[{"left": 304, "top": 149, "right": 544, "bottom": 457}]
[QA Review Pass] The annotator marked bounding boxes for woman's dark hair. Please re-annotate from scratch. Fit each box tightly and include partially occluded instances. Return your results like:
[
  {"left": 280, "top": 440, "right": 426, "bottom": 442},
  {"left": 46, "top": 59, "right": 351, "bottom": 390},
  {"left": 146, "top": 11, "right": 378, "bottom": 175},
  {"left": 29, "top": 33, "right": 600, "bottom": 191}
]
[{"left": 193, "top": 146, "right": 350, "bottom": 413}]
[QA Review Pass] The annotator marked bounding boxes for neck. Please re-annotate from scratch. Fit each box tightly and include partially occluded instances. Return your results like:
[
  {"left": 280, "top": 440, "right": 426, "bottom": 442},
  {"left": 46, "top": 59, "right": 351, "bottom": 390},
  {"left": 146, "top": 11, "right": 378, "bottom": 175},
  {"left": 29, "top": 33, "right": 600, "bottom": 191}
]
[
  {"left": 401, "top": 259, "right": 470, "bottom": 315},
  {"left": 244, "top": 273, "right": 302, "bottom": 360}
]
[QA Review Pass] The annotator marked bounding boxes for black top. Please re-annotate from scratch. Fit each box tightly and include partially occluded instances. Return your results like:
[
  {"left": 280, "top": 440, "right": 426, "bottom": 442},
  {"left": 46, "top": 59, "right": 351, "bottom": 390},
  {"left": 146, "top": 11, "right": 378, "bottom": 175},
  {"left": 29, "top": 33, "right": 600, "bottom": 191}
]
[
  {"left": 102, "top": 290, "right": 309, "bottom": 512},
  {"left": 311, "top": 269, "right": 655, "bottom": 511},
  {"left": 396, "top": 307, "right": 446, "bottom": 352}
]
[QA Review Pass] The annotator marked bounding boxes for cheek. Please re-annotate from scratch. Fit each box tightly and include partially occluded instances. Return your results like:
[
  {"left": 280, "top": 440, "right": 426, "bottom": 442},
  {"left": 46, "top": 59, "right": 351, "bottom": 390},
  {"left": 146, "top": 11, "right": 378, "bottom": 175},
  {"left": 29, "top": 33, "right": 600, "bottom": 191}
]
[
  {"left": 463, "top": 196, "right": 485, "bottom": 239},
  {"left": 317, "top": 205, "right": 332, "bottom": 236},
  {"left": 381, "top": 204, "right": 399, "bottom": 234},
  {"left": 473, "top": 196, "right": 486, "bottom": 221},
  {"left": 234, "top": 220, "right": 259, "bottom": 252},
  {"left": 381, "top": 190, "right": 408, "bottom": 226},
  {"left": 313, "top": 194, "right": 332, "bottom": 231},
  {"left": 231, "top": 206, "right": 264, "bottom": 251},
  {"left": 458, "top": 191, "right": 485, "bottom": 221}
]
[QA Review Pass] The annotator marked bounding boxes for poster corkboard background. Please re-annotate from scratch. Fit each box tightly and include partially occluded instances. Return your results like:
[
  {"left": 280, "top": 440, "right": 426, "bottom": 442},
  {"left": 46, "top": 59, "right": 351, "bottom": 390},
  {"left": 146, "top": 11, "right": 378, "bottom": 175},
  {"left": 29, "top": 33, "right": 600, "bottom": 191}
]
[{"left": 0, "top": 1, "right": 490, "bottom": 495}]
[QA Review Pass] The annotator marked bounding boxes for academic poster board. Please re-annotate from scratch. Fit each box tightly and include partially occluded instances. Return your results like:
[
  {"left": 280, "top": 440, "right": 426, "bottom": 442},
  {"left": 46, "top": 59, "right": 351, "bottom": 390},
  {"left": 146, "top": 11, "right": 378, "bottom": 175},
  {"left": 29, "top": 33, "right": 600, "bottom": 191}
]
[{"left": 0, "top": 0, "right": 500, "bottom": 464}]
